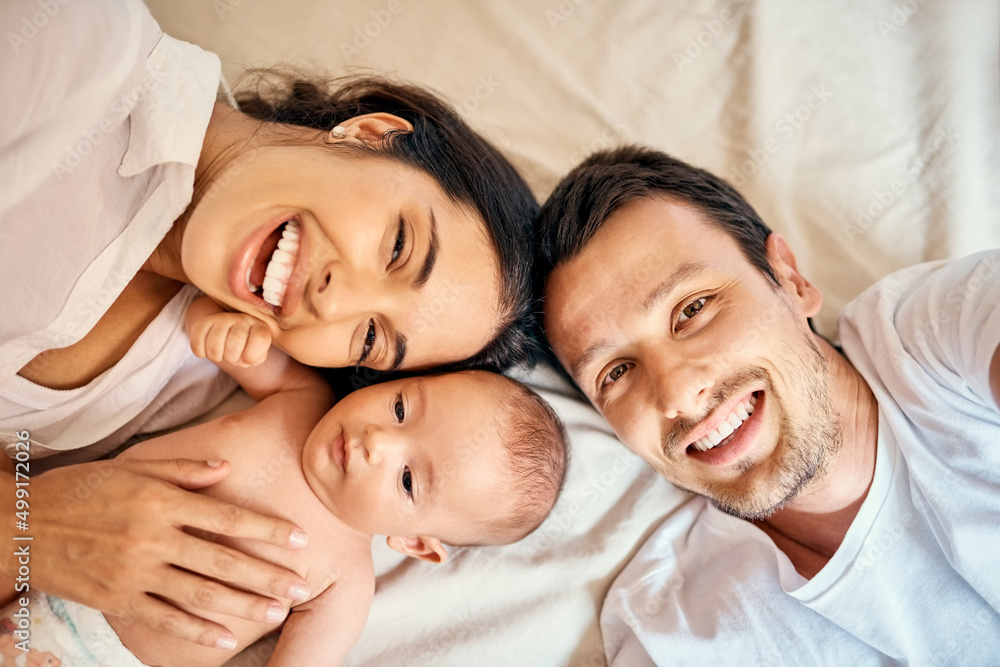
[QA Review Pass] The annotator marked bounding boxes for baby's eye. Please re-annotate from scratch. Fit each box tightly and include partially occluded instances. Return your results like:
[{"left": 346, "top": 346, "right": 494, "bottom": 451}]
[
  {"left": 394, "top": 395, "right": 405, "bottom": 423},
  {"left": 401, "top": 467, "right": 413, "bottom": 497},
  {"left": 678, "top": 297, "right": 708, "bottom": 324}
]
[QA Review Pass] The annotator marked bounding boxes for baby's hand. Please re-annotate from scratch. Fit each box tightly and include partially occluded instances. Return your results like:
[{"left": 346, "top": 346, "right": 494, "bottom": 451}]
[{"left": 188, "top": 309, "right": 272, "bottom": 368}]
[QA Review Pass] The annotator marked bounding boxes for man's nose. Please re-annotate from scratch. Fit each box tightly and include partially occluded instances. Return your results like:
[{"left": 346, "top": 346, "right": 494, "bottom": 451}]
[{"left": 645, "top": 347, "right": 713, "bottom": 420}]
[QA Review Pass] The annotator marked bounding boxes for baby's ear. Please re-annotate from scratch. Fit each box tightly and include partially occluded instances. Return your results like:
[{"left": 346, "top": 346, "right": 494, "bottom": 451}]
[{"left": 386, "top": 535, "right": 448, "bottom": 564}]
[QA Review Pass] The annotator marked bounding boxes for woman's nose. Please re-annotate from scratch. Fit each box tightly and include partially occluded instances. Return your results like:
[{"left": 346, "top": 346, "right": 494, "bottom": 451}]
[{"left": 311, "top": 261, "right": 383, "bottom": 321}]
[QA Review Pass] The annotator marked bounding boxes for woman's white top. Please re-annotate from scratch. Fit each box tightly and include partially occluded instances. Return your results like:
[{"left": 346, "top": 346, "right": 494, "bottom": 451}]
[{"left": 0, "top": 0, "right": 235, "bottom": 465}]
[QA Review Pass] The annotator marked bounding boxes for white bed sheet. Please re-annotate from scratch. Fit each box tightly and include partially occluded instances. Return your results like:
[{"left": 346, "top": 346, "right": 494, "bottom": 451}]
[{"left": 140, "top": 1, "right": 1000, "bottom": 665}]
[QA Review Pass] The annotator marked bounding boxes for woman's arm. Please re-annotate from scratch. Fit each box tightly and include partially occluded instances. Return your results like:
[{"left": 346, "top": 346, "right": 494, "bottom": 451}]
[{"left": 0, "top": 453, "right": 312, "bottom": 651}]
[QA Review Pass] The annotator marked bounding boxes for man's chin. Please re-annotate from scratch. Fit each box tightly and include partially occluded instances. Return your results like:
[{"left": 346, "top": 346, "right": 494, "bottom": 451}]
[
  {"left": 713, "top": 493, "right": 791, "bottom": 522},
  {"left": 705, "top": 472, "right": 811, "bottom": 522}
]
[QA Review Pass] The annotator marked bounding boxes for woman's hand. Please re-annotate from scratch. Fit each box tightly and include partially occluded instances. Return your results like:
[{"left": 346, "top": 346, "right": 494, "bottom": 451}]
[{"left": 0, "top": 458, "right": 310, "bottom": 650}]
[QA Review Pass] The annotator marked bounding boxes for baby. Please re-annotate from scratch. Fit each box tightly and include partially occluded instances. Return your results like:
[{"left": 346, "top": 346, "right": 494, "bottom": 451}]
[{"left": 0, "top": 300, "right": 567, "bottom": 666}]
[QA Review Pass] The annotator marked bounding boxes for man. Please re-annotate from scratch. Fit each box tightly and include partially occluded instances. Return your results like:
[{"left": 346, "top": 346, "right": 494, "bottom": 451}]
[{"left": 536, "top": 146, "right": 1000, "bottom": 664}]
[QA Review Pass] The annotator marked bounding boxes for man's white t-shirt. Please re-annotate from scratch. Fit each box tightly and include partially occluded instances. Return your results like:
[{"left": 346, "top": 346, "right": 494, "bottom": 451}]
[
  {"left": 601, "top": 250, "right": 1000, "bottom": 665},
  {"left": 0, "top": 0, "right": 235, "bottom": 465}
]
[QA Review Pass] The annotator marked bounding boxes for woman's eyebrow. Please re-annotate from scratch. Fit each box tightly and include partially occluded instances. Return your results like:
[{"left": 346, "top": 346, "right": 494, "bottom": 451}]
[
  {"left": 388, "top": 335, "right": 407, "bottom": 373},
  {"left": 412, "top": 208, "right": 439, "bottom": 289}
]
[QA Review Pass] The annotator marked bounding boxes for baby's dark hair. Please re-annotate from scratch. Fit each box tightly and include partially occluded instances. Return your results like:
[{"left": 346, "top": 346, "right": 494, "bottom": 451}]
[{"left": 456, "top": 372, "right": 568, "bottom": 547}]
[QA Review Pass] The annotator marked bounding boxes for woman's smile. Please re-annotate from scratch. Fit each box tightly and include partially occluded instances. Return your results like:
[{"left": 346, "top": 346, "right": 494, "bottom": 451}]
[{"left": 229, "top": 213, "right": 311, "bottom": 319}]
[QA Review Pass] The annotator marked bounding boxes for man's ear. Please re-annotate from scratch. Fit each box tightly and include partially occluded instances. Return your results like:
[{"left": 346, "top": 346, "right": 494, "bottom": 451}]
[
  {"left": 766, "top": 233, "right": 823, "bottom": 317},
  {"left": 337, "top": 112, "right": 413, "bottom": 143},
  {"left": 386, "top": 535, "right": 449, "bottom": 564}
]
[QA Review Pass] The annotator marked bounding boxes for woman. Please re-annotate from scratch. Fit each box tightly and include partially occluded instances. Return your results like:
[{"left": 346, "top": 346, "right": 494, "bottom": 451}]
[{"left": 0, "top": 0, "right": 537, "bottom": 652}]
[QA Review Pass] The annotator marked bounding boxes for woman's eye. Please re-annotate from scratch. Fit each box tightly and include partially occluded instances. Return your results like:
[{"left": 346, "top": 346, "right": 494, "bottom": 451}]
[
  {"left": 394, "top": 395, "right": 405, "bottom": 423},
  {"left": 678, "top": 297, "right": 708, "bottom": 323},
  {"left": 401, "top": 467, "right": 413, "bottom": 497},
  {"left": 391, "top": 219, "right": 406, "bottom": 264},
  {"left": 360, "top": 319, "right": 377, "bottom": 363}
]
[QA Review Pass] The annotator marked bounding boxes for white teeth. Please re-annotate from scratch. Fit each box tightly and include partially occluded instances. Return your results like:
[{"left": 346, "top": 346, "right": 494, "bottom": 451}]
[
  {"left": 262, "top": 275, "right": 283, "bottom": 293},
  {"left": 689, "top": 394, "right": 759, "bottom": 453},
  {"left": 261, "top": 221, "right": 300, "bottom": 307},
  {"left": 267, "top": 261, "right": 291, "bottom": 281}
]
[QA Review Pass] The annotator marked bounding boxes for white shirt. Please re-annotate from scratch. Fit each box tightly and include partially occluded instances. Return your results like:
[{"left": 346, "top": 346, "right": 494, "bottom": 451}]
[
  {"left": 601, "top": 251, "right": 1000, "bottom": 665},
  {"left": 0, "top": 0, "right": 235, "bottom": 464}
]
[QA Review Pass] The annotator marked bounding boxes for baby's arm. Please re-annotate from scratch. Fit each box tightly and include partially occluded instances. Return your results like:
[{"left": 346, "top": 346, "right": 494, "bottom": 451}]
[
  {"left": 267, "top": 564, "right": 375, "bottom": 667},
  {"left": 186, "top": 295, "right": 271, "bottom": 368},
  {"left": 185, "top": 296, "right": 329, "bottom": 404}
]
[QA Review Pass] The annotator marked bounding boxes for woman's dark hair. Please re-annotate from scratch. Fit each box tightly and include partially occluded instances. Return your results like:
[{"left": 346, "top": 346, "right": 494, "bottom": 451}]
[
  {"left": 535, "top": 145, "right": 778, "bottom": 288},
  {"left": 237, "top": 73, "right": 540, "bottom": 371}
]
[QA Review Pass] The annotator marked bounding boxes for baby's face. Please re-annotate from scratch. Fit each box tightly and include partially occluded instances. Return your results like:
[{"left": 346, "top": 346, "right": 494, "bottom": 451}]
[{"left": 302, "top": 371, "right": 512, "bottom": 541}]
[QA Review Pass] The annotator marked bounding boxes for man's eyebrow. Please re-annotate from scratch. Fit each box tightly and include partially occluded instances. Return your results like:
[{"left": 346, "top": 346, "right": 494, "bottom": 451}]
[
  {"left": 640, "top": 261, "right": 713, "bottom": 315},
  {"left": 571, "top": 337, "right": 614, "bottom": 381},
  {"left": 570, "top": 262, "right": 713, "bottom": 380},
  {"left": 388, "top": 334, "right": 407, "bottom": 373},
  {"left": 412, "top": 208, "right": 438, "bottom": 289}
]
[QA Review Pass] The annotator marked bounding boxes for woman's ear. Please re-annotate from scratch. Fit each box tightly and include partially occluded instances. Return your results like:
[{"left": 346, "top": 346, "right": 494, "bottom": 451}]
[
  {"left": 338, "top": 112, "right": 414, "bottom": 142},
  {"left": 765, "top": 233, "right": 823, "bottom": 317},
  {"left": 386, "top": 535, "right": 449, "bottom": 564}
]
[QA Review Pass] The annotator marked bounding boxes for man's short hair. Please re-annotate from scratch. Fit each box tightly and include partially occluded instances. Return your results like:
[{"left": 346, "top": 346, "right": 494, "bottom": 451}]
[{"left": 535, "top": 146, "right": 778, "bottom": 289}]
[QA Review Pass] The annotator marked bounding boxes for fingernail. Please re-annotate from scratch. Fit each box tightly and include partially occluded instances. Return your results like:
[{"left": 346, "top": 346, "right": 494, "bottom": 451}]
[
  {"left": 288, "top": 582, "right": 310, "bottom": 601},
  {"left": 215, "top": 635, "right": 237, "bottom": 650},
  {"left": 289, "top": 529, "right": 308, "bottom": 548},
  {"left": 206, "top": 460, "right": 223, "bottom": 468},
  {"left": 266, "top": 603, "right": 286, "bottom": 623}
]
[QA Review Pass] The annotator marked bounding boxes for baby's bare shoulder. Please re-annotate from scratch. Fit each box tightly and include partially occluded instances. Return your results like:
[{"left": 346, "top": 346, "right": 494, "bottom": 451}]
[
  {"left": 296, "top": 530, "right": 375, "bottom": 607},
  {"left": 118, "top": 396, "right": 305, "bottom": 463}
]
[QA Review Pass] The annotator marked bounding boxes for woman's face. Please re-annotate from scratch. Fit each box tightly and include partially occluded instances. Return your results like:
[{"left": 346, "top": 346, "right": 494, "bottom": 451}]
[{"left": 180, "top": 146, "right": 501, "bottom": 371}]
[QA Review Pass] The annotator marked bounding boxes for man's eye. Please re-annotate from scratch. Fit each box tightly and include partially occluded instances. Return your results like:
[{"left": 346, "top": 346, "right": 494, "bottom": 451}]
[
  {"left": 679, "top": 297, "right": 708, "bottom": 323},
  {"left": 391, "top": 218, "right": 406, "bottom": 264},
  {"left": 394, "top": 395, "right": 405, "bottom": 423},
  {"left": 602, "top": 363, "right": 630, "bottom": 387},
  {"left": 401, "top": 467, "right": 413, "bottom": 497}
]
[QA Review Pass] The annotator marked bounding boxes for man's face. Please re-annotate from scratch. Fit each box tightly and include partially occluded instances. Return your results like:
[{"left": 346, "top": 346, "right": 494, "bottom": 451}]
[{"left": 543, "top": 196, "right": 839, "bottom": 519}]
